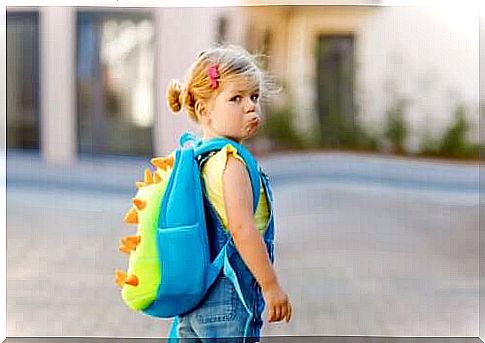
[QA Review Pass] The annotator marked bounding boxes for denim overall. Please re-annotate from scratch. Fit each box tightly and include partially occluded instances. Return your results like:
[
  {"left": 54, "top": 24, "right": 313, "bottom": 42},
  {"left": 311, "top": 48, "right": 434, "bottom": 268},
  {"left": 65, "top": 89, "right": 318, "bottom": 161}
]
[{"left": 170, "top": 145, "right": 276, "bottom": 342}]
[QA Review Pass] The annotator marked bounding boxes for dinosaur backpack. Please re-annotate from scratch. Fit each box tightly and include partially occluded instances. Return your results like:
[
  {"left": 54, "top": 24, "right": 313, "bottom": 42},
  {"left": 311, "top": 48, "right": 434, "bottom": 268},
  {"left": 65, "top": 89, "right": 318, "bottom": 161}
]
[{"left": 115, "top": 131, "right": 261, "bottom": 319}]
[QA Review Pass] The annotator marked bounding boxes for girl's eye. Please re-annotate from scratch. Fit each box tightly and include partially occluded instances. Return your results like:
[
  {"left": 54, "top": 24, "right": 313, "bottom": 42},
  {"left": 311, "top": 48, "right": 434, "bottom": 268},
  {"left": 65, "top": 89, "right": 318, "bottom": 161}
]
[
  {"left": 251, "top": 94, "right": 259, "bottom": 102},
  {"left": 230, "top": 95, "right": 242, "bottom": 102}
]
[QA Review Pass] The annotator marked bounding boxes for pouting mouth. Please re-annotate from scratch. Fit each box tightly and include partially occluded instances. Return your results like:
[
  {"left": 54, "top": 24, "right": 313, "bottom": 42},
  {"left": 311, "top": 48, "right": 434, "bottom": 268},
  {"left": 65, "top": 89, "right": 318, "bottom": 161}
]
[
  {"left": 249, "top": 121, "right": 259, "bottom": 129},
  {"left": 246, "top": 120, "right": 260, "bottom": 136},
  {"left": 247, "top": 116, "right": 261, "bottom": 128}
]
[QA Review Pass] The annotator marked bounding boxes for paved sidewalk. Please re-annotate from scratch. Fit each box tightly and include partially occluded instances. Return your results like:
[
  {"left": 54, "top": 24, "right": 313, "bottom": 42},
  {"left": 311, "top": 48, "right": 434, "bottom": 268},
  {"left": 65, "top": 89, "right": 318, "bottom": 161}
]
[
  {"left": 6, "top": 150, "right": 480, "bottom": 337},
  {"left": 6, "top": 150, "right": 479, "bottom": 193}
]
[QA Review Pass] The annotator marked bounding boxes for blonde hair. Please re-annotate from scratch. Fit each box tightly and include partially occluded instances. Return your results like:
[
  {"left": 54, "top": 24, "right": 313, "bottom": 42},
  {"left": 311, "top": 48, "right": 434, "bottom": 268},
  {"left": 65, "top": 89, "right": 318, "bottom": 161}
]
[{"left": 166, "top": 44, "right": 278, "bottom": 122}]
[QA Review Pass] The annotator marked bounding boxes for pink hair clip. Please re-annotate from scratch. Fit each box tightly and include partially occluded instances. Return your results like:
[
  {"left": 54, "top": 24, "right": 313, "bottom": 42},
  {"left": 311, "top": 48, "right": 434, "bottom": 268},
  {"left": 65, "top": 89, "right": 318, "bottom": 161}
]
[{"left": 208, "top": 64, "right": 219, "bottom": 89}]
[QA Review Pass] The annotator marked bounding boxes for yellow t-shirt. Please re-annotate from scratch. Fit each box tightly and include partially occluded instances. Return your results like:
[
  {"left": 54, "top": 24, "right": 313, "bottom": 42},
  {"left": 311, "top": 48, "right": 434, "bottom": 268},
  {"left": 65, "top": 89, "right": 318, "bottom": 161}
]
[{"left": 201, "top": 144, "right": 270, "bottom": 234}]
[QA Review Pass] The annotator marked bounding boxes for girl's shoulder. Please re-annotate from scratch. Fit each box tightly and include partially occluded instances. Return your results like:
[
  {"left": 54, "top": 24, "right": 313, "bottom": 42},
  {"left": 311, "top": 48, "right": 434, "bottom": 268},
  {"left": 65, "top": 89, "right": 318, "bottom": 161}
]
[
  {"left": 203, "top": 143, "right": 246, "bottom": 171},
  {"left": 201, "top": 143, "right": 270, "bottom": 233}
]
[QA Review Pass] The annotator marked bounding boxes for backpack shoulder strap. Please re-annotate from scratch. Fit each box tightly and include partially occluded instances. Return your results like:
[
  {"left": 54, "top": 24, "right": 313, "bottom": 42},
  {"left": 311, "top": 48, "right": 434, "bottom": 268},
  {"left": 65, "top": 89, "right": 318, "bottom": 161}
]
[
  {"left": 178, "top": 132, "right": 261, "bottom": 214},
  {"left": 196, "top": 137, "right": 261, "bottom": 215}
]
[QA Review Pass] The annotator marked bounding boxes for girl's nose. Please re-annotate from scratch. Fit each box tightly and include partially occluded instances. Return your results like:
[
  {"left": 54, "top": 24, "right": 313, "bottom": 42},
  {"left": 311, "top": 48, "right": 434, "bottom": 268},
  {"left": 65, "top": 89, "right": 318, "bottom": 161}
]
[{"left": 244, "top": 98, "right": 256, "bottom": 112}]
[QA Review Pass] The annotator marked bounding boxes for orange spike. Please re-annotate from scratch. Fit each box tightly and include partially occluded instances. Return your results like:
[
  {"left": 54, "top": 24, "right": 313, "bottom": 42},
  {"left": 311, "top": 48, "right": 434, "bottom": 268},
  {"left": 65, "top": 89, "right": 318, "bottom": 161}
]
[
  {"left": 153, "top": 171, "right": 162, "bottom": 184},
  {"left": 125, "top": 235, "right": 141, "bottom": 245},
  {"left": 115, "top": 270, "right": 127, "bottom": 287},
  {"left": 121, "top": 235, "right": 141, "bottom": 250},
  {"left": 132, "top": 198, "right": 146, "bottom": 211},
  {"left": 125, "top": 274, "right": 139, "bottom": 286},
  {"left": 150, "top": 157, "right": 163, "bottom": 168},
  {"left": 144, "top": 168, "right": 153, "bottom": 184},
  {"left": 123, "top": 207, "right": 138, "bottom": 224},
  {"left": 119, "top": 242, "right": 132, "bottom": 254},
  {"left": 135, "top": 181, "right": 145, "bottom": 189},
  {"left": 151, "top": 155, "right": 175, "bottom": 170}
]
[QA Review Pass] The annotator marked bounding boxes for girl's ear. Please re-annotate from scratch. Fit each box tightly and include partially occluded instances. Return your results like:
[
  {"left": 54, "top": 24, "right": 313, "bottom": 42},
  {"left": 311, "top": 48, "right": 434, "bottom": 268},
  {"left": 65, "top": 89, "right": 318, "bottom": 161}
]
[{"left": 195, "top": 99, "right": 210, "bottom": 124}]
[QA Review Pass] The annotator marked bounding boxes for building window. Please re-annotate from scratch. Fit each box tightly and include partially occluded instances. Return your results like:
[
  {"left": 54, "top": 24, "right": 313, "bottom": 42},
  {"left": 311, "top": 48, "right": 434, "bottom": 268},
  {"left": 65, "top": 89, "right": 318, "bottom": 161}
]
[
  {"left": 6, "top": 11, "right": 40, "bottom": 151},
  {"left": 76, "top": 11, "right": 155, "bottom": 157},
  {"left": 216, "top": 16, "right": 228, "bottom": 44},
  {"left": 244, "top": 22, "right": 272, "bottom": 70},
  {"left": 316, "top": 35, "right": 355, "bottom": 148}
]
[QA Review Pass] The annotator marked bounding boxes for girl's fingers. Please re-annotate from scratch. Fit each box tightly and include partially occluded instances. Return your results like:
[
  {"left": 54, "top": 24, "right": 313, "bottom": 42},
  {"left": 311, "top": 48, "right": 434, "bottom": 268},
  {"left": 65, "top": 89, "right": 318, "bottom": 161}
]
[
  {"left": 282, "top": 303, "right": 289, "bottom": 322},
  {"left": 280, "top": 304, "right": 286, "bottom": 322},
  {"left": 286, "top": 302, "right": 292, "bottom": 322},
  {"left": 268, "top": 307, "right": 275, "bottom": 322},
  {"left": 269, "top": 301, "right": 293, "bottom": 323},
  {"left": 274, "top": 305, "right": 281, "bottom": 322}
]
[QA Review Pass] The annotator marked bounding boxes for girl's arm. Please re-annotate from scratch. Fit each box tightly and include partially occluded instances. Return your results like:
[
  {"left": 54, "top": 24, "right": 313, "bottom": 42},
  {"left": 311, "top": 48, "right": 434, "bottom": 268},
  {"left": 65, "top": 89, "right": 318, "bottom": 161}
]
[{"left": 222, "top": 154, "right": 292, "bottom": 323}]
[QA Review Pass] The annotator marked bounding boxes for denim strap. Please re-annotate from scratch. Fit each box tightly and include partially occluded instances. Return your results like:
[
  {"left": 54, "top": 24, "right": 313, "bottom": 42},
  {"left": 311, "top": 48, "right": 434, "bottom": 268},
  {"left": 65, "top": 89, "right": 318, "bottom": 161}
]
[
  {"left": 222, "top": 248, "right": 254, "bottom": 342},
  {"left": 167, "top": 241, "right": 254, "bottom": 342},
  {"left": 167, "top": 316, "right": 179, "bottom": 342}
]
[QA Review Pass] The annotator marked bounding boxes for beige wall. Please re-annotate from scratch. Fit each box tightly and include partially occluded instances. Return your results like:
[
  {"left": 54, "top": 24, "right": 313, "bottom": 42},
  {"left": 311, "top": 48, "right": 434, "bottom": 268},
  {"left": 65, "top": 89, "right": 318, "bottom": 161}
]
[
  {"left": 13, "top": 5, "right": 478, "bottom": 162},
  {"left": 245, "top": 6, "right": 375, "bottom": 140},
  {"left": 14, "top": 7, "right": 249, "bottom": 163},
  {"left": 245, "top": 5, "right": 479, "bottom": 151},
  {"left": 356, "top": 6, "right": 479, "bottom": 151},
  {"left": 40, "top": 7, "right": 77, "bottom": 165},
  {"left": 154, "top": 7, "right": 215, "bottom": 156},
  {"left": 243, "top": 7, "right": 290, "bottom": 111},
  {"left": 153, "top": 7, "right": 248, "bottom": 156},
  {"left": 286, "top": 6, "right": 375, "bottom": 139}
]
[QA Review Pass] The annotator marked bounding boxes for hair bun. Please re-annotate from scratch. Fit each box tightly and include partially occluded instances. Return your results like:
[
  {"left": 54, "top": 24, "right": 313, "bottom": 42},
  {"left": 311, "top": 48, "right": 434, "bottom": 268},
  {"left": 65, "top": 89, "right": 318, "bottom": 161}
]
[{"left": 166, "top": 79, "right": 183, "bottom": 113}]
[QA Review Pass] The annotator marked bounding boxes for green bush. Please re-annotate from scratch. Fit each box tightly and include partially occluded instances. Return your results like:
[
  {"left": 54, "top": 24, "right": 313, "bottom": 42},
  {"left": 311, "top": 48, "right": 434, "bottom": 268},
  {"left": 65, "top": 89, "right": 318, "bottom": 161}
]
[
  {"left": 260, "top": 108, "right": 305, "bottom": 150},
  {"left": 319, "top": 110, "right": 355, "bottom": 148},
  {"left": 417, "top": 130, "right": 441, "bottom": 157},
  {"left": 417, "top": 104, "right": 479, "bottom": 159},
  {"left": 317, "top": 108, "right": 378, "bottom": 151},
  {"left": 261, "top": 106, "right": 380, "bottom": 152},
  {"left": 384, "top": 98, "right": 408, "bottom": 154},
  {"left": 355, "top": 126, "right": 380, "bottom": 152},
  {"left": 438, "top": 104, "right": 473, "bottom": 158}
]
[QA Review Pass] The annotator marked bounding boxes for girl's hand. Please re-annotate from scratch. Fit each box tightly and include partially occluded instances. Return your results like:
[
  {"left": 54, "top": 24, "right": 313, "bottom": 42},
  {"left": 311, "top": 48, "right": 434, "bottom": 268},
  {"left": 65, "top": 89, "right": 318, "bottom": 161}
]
[
  {"left": 222, "top": 154, "right": 292, "bottom": 323},
  {"left": 261, "top": 282, "right": 292, "bottom": 323}
]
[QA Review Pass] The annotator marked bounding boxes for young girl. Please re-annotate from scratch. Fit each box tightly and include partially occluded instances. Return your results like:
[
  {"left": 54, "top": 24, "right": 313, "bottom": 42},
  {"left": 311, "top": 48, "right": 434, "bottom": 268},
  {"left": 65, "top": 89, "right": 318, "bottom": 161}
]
[{"left": 166, "top": 45, "right": 292, "bottom": 341}]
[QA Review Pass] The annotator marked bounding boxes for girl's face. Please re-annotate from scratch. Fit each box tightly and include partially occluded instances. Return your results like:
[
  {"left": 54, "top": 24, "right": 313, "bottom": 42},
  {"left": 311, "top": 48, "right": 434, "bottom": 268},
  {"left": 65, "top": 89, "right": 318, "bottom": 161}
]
[{"left": 200, "top": 77, "right": 262, "bottom": 143}]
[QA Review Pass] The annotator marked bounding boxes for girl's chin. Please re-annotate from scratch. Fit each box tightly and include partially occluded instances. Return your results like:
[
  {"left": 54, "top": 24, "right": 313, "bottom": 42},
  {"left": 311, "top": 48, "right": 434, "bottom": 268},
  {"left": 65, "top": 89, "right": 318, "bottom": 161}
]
[
  {"left": 223, "top": 134, "right": 243, "bottom": 142},
  {"left": 246, "top": 125, "right": 259, "bottom": 138},
  {"left": 223, "top": 128, "right": 259, "bottom": 143}
]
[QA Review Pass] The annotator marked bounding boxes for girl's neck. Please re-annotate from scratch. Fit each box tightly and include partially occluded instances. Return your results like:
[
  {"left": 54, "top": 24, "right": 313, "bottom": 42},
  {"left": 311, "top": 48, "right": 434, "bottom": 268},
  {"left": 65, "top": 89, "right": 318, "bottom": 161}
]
[{"left": 202, "top": 131, "right": 244, "bottom": 144}]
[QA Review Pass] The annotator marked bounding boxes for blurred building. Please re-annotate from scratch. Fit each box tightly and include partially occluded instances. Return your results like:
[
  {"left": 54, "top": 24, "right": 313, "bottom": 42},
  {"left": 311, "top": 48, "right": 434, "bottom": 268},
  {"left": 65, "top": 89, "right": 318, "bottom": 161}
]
[
  {"left": 244, "top": 4, "right": 479, "bottom": 152},
  {"left": 6, "top": 4, "right": 478, "bottom": 165}
]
